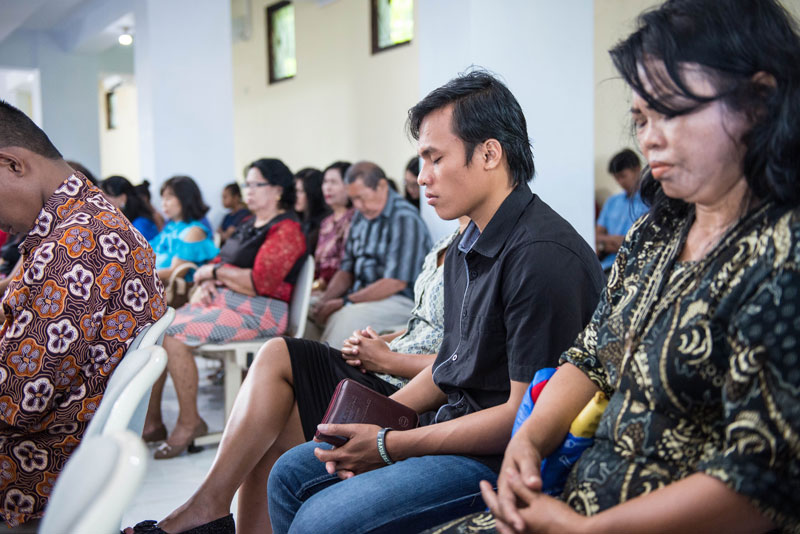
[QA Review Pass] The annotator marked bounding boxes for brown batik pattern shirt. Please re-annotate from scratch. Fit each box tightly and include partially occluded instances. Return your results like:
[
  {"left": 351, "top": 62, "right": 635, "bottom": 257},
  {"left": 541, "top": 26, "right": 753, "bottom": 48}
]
[{"left": 0, "top": 173, "right": 165, "bottom": 525}]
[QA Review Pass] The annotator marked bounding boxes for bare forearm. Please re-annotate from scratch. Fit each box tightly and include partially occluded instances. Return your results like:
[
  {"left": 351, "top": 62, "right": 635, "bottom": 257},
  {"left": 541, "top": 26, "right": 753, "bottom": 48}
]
[
  {"left": 587, "top": 473, "right": 774, "bottom": 534},
  {"left": 390, "top": 365, "right": 447, "bottom": 413},
  {"left": 522, "top": 363, "right": 599, "bottom": 457},
  {"left": 220, "top": 226, "right": 236, "bottom": 241},
  {"left": 388, "top": 381, "right": 528, "bottom": 460},
  {"left": 597, "top": 234, "right": 624, "bottom": 253},
  {"left": 349, "top": 278, "right": 407, "bottom": 303},
  {"left": 216, "top": 265, "right": 256, "bottom": 296},
  {"left": 381, "top": 330, "right": 405, "bottom": 343},
  {"left": 377, "top": 353, "right": 435, "bottom": 379},
  {"left": 320, "top": 270, "right": 353, "bottom": 301}
]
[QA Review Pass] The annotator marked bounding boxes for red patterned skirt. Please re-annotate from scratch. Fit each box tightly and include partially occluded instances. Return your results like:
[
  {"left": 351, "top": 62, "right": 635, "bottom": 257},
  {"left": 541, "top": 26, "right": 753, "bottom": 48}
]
[{"left": 166, "top": 287, "right": 288, "bottom": 346}]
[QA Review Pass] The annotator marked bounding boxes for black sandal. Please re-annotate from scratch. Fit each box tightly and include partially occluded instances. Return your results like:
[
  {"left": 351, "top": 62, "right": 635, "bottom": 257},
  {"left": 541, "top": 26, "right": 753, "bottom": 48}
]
[{"left": 126, "top": 514, "right": 234, "bottom": 534}]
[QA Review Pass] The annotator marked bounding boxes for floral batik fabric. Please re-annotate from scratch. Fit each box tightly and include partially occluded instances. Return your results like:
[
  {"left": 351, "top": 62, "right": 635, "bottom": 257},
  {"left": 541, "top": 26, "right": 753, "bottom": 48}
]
[
  {"left": 560, "top": 203, "right": 800, "bottom": 532},
  {"left": 0, "top": 173, "right": 165, "bottom": 526}
]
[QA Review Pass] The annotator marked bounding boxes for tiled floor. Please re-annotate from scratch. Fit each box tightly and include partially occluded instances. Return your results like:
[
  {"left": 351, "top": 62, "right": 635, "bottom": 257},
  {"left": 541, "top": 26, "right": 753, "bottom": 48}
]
[{"left": 120, "top": 358, "right": 238, "bottom": 529}]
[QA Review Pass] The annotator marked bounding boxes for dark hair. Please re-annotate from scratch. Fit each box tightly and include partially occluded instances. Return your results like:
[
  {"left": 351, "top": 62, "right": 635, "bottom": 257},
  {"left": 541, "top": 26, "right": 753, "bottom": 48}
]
[
  {"left": 134, "top": 180, "right": 152, "bottom": 202},
  {"left": 344, "top": 161, "right": 387, "bottom": 189},
  {"left": 66, "top": 160, "right": 98, "bottom": 185},
  {"left": 0, "top": 100, "right": 62, "bottom": 159},
  {"left": 611, "top": 0, "right": 800, "bottom": 225},
  {"left": 247, "top": 158, "right": 295, "bottom": 210},
  {"left": 407, "top": 70, "right": 535, "bottom": 187},
  {"left": 405, "top": 156, "right": 420, "bottom": 176},
  {"left": 223, "top": 182, "right": 241, "bottom": 198},
  {"left": 295, "top": 167, "right": 327, "bottom": 221},
  {"left": 323, "top": 161, "right": 351, "bottom": 181},
  {"left": 160, "top": 175, "right": 209, "bottom": 222},
  {"left": 101, "top": 175, "right": 154, "bottom": 223},
  {"left": 608, "top": 149, "right": 641, "bottom": 175}
]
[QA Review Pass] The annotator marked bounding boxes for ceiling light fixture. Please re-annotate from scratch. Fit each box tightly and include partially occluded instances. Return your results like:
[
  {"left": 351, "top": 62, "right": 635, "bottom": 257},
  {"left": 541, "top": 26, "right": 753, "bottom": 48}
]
[{"left": 118, "top": 27, "right": 133, "bottom": 46}]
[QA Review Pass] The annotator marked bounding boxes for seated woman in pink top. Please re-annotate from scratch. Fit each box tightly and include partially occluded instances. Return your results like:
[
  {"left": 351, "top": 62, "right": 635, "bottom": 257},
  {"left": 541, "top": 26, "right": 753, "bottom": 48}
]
[{"left": 312, "top": 161, "right": 355, "bottom": 291}]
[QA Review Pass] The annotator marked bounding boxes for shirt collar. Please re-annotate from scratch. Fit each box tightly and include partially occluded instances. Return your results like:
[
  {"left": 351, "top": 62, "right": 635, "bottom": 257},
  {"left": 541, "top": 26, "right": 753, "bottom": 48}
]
[
  {"left": 20, "top": 173, "right": 91, "bottom": 256},
  {"left": 459, "top": 182, "right": 534, "bottom": 258},
  {"left": 377, "top": 187, "right": 400, "bottom": 220}
]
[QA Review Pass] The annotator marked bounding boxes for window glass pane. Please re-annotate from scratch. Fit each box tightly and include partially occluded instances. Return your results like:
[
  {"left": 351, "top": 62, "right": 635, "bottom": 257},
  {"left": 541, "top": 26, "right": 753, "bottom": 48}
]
[
  {"left": 270, "top": 3, "right": 296, "bottom": 81},
  {"left": 376, "top": 0, "right": 413, "bottom": 49}
]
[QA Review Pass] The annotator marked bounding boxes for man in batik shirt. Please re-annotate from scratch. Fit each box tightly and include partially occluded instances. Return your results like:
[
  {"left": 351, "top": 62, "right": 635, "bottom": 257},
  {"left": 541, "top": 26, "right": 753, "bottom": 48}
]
[{"left": 0, "top": 101, "right": 165, "bottom": 526}]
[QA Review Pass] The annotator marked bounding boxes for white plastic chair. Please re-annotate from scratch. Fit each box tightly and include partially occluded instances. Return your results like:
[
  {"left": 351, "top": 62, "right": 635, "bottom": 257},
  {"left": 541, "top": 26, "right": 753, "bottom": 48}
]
[
  {"left": 38, "top": 431, "right": 148, "bottom": 534},
  {"left": 194, "top": 255, "right": 315, "bottom": 445},
  {"left": 136, "top": 306, "right": 176, "bottom": 349},
  {"left": 84, "top": 345, "right": 168, "bottom": 438},
  {"left": 83, "top": 308, "right": 174, "bottom": 438}
]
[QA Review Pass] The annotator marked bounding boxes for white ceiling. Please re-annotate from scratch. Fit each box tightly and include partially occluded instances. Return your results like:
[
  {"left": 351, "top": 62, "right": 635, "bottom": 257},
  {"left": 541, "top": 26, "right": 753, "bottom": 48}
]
[{"left": 0, "top": 0, "right": 135, "bottom": 52}]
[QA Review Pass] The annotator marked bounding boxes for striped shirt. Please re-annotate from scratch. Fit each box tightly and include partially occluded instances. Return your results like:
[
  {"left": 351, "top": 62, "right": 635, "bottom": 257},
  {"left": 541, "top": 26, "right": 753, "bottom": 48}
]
[{"left": 340, "top": 188, "right": 432, "bottom": 300}]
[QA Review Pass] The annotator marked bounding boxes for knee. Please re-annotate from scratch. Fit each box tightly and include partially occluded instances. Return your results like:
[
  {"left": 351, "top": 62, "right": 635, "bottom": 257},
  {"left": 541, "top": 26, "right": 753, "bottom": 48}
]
[
  {"left": 163, "top": 334, "right": 188, "bottom": 358},
  {"left": 252, "top": 337, "right": 289, "bottom": 374},
  {"left": 267, "top": 440, "right": 309, "bottom": 499},
  {"left": 267, "top": 441, "right": 333, "bottom": 507}
]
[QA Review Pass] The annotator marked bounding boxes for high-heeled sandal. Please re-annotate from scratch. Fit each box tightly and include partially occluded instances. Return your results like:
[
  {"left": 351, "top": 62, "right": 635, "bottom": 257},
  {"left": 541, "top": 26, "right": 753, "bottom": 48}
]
[
  {"left": 127, "top": 513, "right": 234, "bottom": 534},
  {"left": 141, "top": 424, "right": 168, "bottom": 443},
  {"left": 153, "top": 420, "right": 208, "bottom": 460}
]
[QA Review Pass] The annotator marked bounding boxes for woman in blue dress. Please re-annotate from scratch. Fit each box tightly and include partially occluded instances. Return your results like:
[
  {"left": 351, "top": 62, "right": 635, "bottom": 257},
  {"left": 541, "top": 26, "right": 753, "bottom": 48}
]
[{"left": 150, "top": 175, "right": 219, "bottom": 282}]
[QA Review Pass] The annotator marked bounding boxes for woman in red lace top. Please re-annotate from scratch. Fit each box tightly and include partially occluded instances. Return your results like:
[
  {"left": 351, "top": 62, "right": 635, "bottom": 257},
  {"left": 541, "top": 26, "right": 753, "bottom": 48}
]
[{"left": 144, "top": 158, "right": 306, "bottom": 459}]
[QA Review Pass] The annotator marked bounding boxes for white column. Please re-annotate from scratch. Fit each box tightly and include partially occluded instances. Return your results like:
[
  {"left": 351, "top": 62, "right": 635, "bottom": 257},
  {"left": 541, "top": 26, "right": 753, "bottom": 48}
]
[{"left": 134, "top": 0, "right": 236, "bottom": 223}]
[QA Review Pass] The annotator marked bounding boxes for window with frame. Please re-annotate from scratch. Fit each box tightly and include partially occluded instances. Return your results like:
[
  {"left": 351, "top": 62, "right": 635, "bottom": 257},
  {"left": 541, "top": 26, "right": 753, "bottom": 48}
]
[
  {"left": 267, "top": 1, "right": 297, "bottom": 84},
  {"left": 105, "top": 90, "right": 118, "bottom": 130},
  {"left": 371, "top": 0, "right": 414, "bottom": 54}
]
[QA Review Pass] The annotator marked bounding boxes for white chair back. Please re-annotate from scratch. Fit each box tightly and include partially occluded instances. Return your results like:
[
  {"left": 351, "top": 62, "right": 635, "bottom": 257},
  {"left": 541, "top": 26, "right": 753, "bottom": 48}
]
[
  {"left": 287, "top": 255, "right": 314, "bottom": 338},
  {"left": 84, "top": 345, "right": 168, "bottom": 438},
  {"left": 38, "top": 431, "right": 148, "bottom": 534},
  {"left": 137, "top": 306, "right": 176, "bottom": 348},
  {"left": 87, "top": 307, "right": 173, "bottom": 437}
]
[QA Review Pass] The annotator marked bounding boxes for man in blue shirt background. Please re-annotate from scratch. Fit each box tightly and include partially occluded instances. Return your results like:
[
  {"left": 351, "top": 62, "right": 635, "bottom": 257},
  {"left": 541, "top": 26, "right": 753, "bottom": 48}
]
[{"left": 596, "top": 148, "right": 648, "bottom": 272}]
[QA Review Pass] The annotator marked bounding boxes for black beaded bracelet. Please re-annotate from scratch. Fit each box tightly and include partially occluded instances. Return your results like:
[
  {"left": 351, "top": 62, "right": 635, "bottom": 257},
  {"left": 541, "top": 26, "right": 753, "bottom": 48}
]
[
  {"left": 212, "top": 263, "right": 222, "bottom": 280},
  {"left": 377, "top": 427, "right": 394, "bottom": 465}
]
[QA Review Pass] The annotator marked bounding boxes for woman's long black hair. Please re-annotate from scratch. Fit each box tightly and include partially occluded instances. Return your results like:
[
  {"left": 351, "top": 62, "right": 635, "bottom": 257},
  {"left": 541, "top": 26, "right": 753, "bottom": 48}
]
[
  {"left": 295, "top": 167, "right": 328, "bottom": 221},
  {"left": 611, "top": 0, "right": 800, "bottom": 226},
  {"left": 101, "top": 175, "right": 155, "bottom": 223}
]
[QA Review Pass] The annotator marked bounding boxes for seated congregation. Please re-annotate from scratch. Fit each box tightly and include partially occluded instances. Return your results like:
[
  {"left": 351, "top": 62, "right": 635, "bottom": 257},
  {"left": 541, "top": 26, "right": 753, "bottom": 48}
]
[{"left": 2, "top": 1, "right": 799, "bottom": 534}]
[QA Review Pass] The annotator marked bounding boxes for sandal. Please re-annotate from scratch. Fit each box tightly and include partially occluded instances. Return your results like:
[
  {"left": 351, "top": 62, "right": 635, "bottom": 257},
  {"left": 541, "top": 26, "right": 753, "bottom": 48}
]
[
  {"left": 153, "top": 420, "right": 208, "bottom": 460},
  {"left": 127, "top": 514, "right": 234, "bottom": 534},
  {"left": 141, "top": 424, "right": 168, "bottom": 443}
]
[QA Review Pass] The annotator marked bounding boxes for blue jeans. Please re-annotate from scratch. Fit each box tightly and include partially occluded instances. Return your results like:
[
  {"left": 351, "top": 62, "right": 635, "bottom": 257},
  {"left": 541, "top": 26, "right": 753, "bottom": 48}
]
[{"left": 268, "top": 441, "right": 498, "bottom": 534}]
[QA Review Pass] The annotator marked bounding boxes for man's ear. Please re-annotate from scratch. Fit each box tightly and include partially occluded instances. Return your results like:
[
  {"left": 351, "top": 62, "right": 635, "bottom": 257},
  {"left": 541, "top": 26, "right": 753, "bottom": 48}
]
[
  {"left": 0, "top": 149, "right": 26, "bottom": 176},
  {"left": 480, "top": 139, "right": 504, "bottom": 171}
]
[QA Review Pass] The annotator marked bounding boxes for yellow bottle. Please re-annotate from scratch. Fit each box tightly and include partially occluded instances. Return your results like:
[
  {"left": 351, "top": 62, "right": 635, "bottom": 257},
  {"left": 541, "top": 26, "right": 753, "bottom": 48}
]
[{"left": 568, "top": 392, "right": 609, "bottom": 438}]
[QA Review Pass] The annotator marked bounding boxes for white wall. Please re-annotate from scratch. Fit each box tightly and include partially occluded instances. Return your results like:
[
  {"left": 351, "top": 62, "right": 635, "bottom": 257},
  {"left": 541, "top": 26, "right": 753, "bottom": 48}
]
[
  {"left": 98, "top": 79, "right": 140, "bottom": 181},
  {"left": 0, "top": 28, "right": 134, "bottom": 180},
  {"left": 134, "top": 0, "right": 236, "bottom": 225},
  {"left": 418, "top": 0, "right": 595, "bottom": 245},
  {"left": 232, "top": 0, "right": 420, "bottom": 187},
  {"left": 0, "top": 69, "right": 41, "bottom": 125}
]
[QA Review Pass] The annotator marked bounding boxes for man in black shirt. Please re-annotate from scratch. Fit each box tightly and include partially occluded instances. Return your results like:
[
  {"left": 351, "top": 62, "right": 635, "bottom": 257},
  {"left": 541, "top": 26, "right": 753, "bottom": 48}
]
[{"left": 267, "top": 71, "right": 605, "bottom": 534}]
